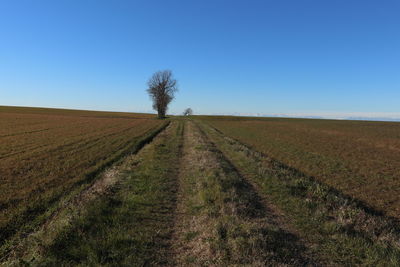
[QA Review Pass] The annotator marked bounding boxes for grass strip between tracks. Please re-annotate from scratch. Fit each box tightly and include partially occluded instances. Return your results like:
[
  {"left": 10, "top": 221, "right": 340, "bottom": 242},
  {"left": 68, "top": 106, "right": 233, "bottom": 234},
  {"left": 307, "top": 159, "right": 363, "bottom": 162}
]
[{"left": 173, "top": 121, "right": 313, "bottom": 266}]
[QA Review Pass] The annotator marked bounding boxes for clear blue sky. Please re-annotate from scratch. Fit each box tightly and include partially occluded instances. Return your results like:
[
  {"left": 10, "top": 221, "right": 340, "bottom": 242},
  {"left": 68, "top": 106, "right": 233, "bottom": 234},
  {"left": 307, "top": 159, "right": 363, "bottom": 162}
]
[{"left": 1, "top": 0, "right": 399, "bottom": 116}]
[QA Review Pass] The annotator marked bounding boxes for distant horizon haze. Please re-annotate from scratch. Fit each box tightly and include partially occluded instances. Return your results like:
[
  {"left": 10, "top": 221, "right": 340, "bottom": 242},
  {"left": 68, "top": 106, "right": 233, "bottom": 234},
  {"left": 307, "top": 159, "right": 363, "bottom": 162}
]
[{"left": 2, "top": 105, "right": 400, "bottom": 122}]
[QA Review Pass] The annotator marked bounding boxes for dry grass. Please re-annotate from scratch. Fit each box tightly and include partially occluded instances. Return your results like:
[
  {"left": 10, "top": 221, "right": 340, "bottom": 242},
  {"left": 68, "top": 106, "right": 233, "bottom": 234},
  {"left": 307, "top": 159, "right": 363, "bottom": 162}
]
[
  {"left": 172, "top": 121, "right": 312, "bottom": 266},
  {"left": 199, "top": 116, "right": 400, "bottom": 219}
]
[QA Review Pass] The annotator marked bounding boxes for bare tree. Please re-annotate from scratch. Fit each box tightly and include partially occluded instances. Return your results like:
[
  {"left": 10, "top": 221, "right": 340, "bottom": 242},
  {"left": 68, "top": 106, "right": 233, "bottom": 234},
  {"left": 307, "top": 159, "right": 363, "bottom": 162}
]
[
  {"left": 147, "top": 70, "right": 178, "bottom": 119},
  {"left": 183, "top": 108, "right": 193, "bottom": 116}
]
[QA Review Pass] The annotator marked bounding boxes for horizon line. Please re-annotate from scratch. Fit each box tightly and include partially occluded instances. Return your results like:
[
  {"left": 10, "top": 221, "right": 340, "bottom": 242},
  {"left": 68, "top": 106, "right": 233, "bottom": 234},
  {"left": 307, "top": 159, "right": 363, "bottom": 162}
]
[{"left": 1, "top": 105, "right": 400, "bottom": 122}]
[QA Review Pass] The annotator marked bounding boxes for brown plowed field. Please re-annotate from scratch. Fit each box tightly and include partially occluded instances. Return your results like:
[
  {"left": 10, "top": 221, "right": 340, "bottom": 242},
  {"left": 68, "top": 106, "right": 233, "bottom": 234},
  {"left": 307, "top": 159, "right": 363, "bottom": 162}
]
[
  {"left": 199, "top": 116, "right": 400, "bottom": 218},
  {"left": 0, "top": 106, "right": 162, "bottom": 233}
]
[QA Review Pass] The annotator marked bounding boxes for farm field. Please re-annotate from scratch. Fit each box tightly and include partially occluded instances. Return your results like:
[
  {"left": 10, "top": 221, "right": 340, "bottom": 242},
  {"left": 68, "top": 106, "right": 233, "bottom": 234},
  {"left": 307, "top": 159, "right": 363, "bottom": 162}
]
[
  {"left": 3, "top": 0, "right": 399, "bottom": 264},
  {"left": 0, "top": 106, "right": 165, "bottom": 253},
  {"left": 1, "top": 108, "right": 400, "bottom": 265},
  {"left": 198, "top": 116, "right": 400, "bottom": 219}
]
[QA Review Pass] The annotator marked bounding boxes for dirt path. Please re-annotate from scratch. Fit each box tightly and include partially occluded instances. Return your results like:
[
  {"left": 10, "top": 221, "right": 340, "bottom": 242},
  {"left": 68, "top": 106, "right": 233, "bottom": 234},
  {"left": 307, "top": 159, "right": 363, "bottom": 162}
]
[
  {"left": 2, "top": 122, "right": 171, "bottom": 265},
  {"left": 171, "top": 121, "right": 315, "bottom": 266},
  {"left": 4, "top": 119, "right": 321, "bottom": 265},
  {"left": 171, "top": 120, "right": 218, "bottom": 265},
  {"left": 10, "top": 118, "right": 394, "bottom": 265}
]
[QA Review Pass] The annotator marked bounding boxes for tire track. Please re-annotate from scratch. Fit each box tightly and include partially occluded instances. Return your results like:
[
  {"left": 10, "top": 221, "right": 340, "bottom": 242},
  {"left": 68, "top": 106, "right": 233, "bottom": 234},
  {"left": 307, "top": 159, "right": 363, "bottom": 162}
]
[{"left": 171, "top": 120, "right": 316, "bottom": 266}]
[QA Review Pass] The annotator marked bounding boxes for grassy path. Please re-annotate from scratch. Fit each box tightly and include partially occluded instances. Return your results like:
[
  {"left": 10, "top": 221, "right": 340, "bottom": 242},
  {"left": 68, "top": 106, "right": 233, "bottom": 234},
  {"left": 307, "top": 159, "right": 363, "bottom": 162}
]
[
  {"left": 5, "top": 118, "right": 399, "bottom": 266},
  {"left": 171, "top": 121, "right": 314, "bottom": 265}
]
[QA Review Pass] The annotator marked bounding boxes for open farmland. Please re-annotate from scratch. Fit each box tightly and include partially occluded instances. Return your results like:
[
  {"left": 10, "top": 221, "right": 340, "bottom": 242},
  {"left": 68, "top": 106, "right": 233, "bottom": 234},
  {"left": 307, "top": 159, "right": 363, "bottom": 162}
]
[
  {"left": 0, "top": 106, "right": 165, "bottom": 250},
  {"left": 198, "top": 116, "right": 400, "bottom": 219},
  {"left": 2, "top": 110, "right": 400, "bottom": 265}
]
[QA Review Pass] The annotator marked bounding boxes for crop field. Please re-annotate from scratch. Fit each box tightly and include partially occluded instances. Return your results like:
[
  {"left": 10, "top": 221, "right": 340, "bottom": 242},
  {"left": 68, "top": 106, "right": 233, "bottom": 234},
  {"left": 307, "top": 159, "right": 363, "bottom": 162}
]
[
  {"left": 0, "top": 106, "right": 164, "bottom": 249},
  {"left": 1, "top": 108, "right": 400, "bottom": 265},
  {"left": 198, "top": 116, "right": 400, "bottom": 219}
]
